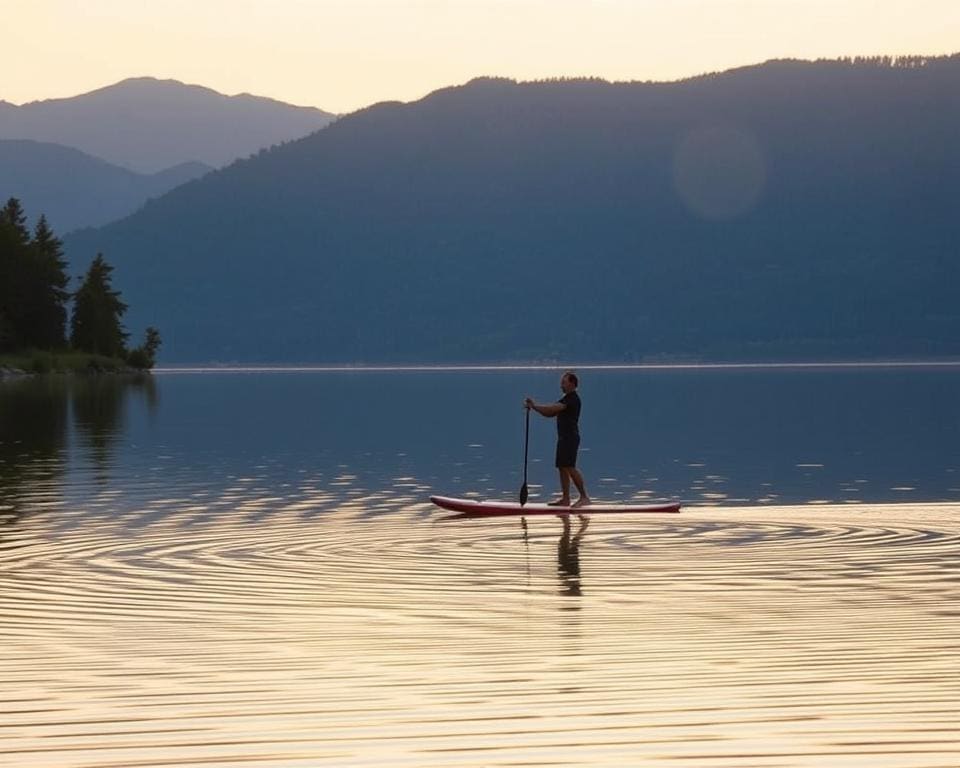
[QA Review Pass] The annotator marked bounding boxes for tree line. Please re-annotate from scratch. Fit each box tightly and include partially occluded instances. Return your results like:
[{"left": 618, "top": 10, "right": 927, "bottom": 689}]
[
  {"left": 0, "top": 197, "right": 160, "bottom": 369},
  {"left": 828, "top": 54, "right": 955, "bottom": 69}
]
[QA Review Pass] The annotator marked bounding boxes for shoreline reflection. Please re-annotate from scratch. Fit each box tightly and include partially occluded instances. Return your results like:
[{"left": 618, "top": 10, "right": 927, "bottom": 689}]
[{"left": 0, "top": 374, "right": 157, "bottom": 516}]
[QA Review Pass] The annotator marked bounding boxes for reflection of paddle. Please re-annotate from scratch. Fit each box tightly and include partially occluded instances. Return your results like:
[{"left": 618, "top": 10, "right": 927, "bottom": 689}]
[
  {"left": 520, "top": 405, "right": 530, "bottom": 506},
  {"left": 521, "top": 515, "right": 530, "bottom": 587}
]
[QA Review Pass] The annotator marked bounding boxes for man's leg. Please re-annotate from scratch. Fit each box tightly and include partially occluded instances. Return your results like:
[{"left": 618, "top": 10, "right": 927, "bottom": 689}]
[
  {"left": 570, "top": 468, "right": 590, "bottom": 506},
  {"left": 549, "top": 468, "right": 572, "bottom": 505}
]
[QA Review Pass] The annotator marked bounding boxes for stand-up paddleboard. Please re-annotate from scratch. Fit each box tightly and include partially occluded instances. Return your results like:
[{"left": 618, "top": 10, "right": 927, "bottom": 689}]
[{"left": 430, "top": 495, "right": 680, "bottom": 518}]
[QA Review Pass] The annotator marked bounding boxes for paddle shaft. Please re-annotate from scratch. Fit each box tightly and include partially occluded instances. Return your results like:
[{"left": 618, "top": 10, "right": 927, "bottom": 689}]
[{"left": 520, "top": 406, "right": 530, "bottom": 505}]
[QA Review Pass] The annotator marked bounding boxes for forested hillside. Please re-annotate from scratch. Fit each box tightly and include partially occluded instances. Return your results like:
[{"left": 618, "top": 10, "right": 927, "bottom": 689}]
[{"left": 66, "top": 56, "right": 960, "bottom": 363}]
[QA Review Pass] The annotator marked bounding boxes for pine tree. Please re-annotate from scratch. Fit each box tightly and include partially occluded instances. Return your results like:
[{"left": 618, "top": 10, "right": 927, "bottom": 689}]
[
  {"left": 0, "top": 201, "right": 72, "bottom": 351},
  {"left": 0, "top": 198, "right": 32, "bottom": 351},
  {"left": 0, "top": 198, "right": 30, "bottom": 243},
  {"left": 29, "top": 215, "right": 71, "bottom": 348},
  {"left": 71, "top": 254, "right": 129, "bottom": 357}
]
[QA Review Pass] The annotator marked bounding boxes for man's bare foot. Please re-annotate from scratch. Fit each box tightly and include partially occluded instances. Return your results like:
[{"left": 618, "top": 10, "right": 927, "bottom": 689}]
[
  {"left": 572, "top": 497, "right": 591, "bottom": 508},
  {"left": 547, "top": 498, "right": 571, "bottom": 507}
]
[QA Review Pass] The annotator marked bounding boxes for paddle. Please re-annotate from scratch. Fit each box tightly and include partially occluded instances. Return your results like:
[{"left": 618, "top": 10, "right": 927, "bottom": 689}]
[{"left": 520, "top": 405, "right": 530, "bottom": 506}]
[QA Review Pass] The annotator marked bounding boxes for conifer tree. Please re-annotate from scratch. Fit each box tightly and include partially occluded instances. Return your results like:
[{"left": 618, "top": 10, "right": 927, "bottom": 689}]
[
  {"left": 71, "top": 254, "right": 129, "bottom": 357},
  {"left": 0, "top": 198, "right": 31, "bottom": 351},
  {"left": 26, "top": 215, "right": 70, "bottom": 349},
  {"left": 0, "top": 198, "right": 30, "bottom": 244},
  {"left": 0, "top": 201, "right": 72, "bottom": 351}
]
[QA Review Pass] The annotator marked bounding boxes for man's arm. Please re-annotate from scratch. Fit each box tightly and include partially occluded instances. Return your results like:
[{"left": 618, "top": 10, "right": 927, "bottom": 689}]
[{"left": 525, "top": 399, "right": 566, "bottom": 418}]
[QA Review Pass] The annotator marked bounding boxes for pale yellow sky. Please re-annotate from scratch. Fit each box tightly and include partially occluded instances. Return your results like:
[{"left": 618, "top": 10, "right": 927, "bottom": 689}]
[{"left": 3, "top": 0, "right": 958, "bottom": 113}]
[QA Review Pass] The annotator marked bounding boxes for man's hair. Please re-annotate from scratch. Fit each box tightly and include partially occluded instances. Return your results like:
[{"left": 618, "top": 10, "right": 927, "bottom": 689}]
[{"left": 563, "top": 370, "right": 579, "bottom": 387}]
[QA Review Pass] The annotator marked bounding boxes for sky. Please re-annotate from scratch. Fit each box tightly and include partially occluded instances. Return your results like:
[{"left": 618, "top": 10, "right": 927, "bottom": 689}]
[{"left": 3, "top": 0, "right": 959, "bottom": 114}]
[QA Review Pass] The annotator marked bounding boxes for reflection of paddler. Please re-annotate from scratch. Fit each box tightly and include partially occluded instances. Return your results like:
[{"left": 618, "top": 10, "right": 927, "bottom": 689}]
[{"left": 557, "top": 514, "right": 589, "bottom": 596}]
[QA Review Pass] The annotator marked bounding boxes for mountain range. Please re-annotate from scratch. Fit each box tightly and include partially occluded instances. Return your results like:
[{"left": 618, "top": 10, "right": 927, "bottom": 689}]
[
  {"left": 0, "top": 139, "right": 210, "bottom": 232},
  {"left": 64, "top": 56, "right": 960, "bottom": 363},
  {"left": 0, "top": 77, "right": 337, "bottom": 173}
]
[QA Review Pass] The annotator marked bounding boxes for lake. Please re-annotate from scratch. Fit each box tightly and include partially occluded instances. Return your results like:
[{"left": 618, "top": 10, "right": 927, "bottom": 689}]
[{"left": 1, "top": 366, "right": 958, "bottom": 767}]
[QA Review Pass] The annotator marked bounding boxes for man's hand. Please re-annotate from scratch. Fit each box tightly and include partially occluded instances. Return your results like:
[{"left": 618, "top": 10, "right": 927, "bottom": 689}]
[{"left": 524, "top": 397, "right": 535, "bottom": 409}]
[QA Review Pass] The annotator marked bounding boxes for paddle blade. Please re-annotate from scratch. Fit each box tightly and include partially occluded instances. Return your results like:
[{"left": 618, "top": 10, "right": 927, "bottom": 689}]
[{"left": 519, "top": 483, "right": 529, "bottom": 506}]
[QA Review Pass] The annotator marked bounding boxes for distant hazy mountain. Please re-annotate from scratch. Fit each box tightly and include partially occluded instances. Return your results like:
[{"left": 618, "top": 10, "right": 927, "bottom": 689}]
[
  {"left": 0, "top": 139, "right": 211, "bottom": 232},
  {"left": 65, "top": 56, "right": 960, "bottom": 363},
  {"left": 0, "top": 78, "right": 336, "bottom": 173}
]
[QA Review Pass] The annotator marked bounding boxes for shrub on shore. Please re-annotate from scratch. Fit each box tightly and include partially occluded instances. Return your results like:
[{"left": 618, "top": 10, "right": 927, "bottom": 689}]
[{"left": 0, "top": 349, "right": 132, "bottom": 376}]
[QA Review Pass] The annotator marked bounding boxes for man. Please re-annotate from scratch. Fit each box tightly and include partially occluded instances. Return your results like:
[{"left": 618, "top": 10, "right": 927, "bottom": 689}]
[{"left": 525, "top": 371, "right": 590, "bottom": 507}]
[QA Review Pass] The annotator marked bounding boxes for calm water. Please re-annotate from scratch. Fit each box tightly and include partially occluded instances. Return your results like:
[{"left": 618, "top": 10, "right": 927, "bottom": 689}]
[{"left": 1, "top": 367, "right": 958, "bottom": 767}]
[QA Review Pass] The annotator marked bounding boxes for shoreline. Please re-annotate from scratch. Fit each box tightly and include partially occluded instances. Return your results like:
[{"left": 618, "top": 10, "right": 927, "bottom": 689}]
[
  {"left": 150, "top": 359, "right": 960, "bottom": 374},
  {"left": 7, "top": 358, "right": 960, "bottom": 379},
  {"left": 0, "top": 353, "right": 146, "bottom": 378},
  {"left": 0, "top": 366, "right": 144, "bottom": 379}
]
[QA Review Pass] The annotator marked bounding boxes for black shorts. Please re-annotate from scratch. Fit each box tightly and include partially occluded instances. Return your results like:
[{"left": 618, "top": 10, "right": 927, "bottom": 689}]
[{"left": 555, "top": 436, "right": 580, "bottom": 468}]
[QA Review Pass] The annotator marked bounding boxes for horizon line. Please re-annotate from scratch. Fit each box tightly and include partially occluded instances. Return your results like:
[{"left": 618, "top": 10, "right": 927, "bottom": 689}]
[{"left": 153, "top": 360, "right": 960, "bottom": 374}]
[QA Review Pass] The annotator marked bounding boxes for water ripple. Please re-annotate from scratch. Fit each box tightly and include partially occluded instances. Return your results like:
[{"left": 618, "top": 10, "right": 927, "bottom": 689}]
[{"left": 1, "top": 491, "right": 958, "bottom": 767}]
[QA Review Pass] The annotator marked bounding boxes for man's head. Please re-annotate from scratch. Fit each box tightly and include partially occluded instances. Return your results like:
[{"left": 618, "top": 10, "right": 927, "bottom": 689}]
[{"left": 560, "top": 370, "right": 579, "bottom": 393}]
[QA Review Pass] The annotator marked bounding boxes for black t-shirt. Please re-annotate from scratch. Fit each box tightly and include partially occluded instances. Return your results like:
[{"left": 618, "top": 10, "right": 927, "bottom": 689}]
[{"left": 557, "top": 391, "right": 581, "bottom": 439}]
